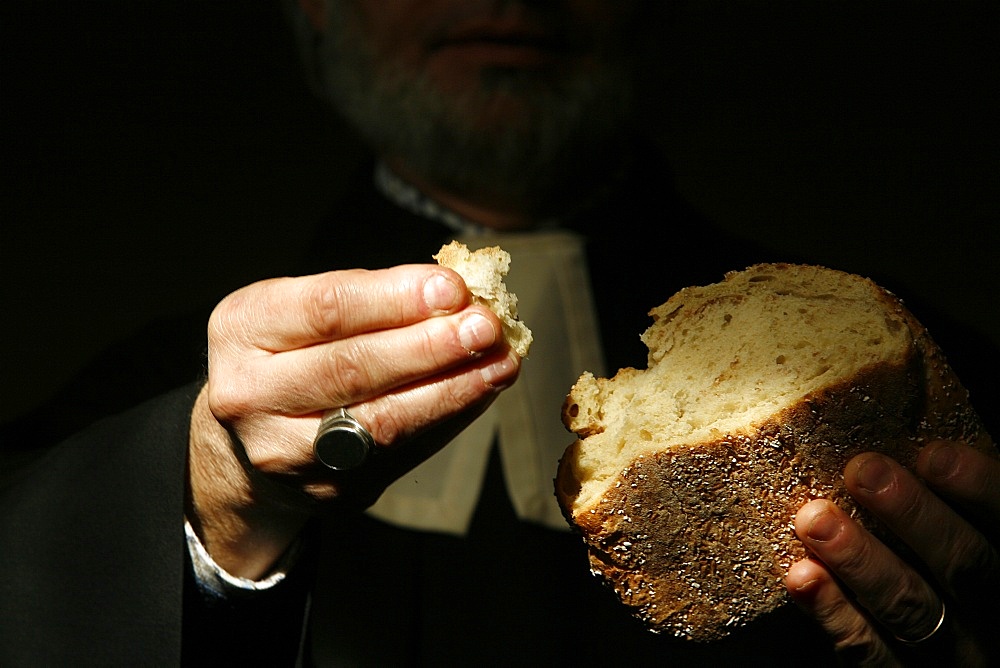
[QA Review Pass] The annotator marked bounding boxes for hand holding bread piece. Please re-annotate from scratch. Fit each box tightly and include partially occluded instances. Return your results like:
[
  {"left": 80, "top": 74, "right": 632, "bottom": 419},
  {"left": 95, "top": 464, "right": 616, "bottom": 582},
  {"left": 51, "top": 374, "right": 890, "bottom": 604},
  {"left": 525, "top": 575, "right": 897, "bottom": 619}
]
[
  {"left": 434, "top": 241, "right": 533, "bottom": 358},
  {"left": 555, "top": 263, "right": 994, "bottom": 641}
]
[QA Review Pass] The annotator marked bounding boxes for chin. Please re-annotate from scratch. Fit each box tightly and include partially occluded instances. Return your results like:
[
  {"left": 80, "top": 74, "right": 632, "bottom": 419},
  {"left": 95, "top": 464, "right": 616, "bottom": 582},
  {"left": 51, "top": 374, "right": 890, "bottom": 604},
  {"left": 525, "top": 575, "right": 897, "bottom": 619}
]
[{"left": 322, "top": 34, "right": 633, "bottom": 202}]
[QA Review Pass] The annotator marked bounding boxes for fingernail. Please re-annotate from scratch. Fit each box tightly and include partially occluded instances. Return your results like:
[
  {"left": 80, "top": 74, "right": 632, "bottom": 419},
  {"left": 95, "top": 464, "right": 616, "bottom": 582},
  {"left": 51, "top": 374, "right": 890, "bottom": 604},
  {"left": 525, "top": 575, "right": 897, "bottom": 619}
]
[
  {"left": 928, "top": 443, "right": 958, "bottom": 479},
  {"left": 856, "top": 454, "right": 894, "bottom": 494},
  {"left": 806, "top": 506, "right": 843, "bottom": 542},
  {"left": 480, "top": 351, "right": 518, "bottom": 387},
  {"left": 460, "top": 313, "right": 496, "bottom": 353},
  {"left": 424, "top": 274, "right": 462, "bottom": 313}
]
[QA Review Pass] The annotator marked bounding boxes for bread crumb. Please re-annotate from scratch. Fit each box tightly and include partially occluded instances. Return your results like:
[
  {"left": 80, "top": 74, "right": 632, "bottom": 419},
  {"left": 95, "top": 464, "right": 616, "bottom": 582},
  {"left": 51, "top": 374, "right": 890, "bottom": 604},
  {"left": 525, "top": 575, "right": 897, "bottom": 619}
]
[{"left": 434, "top": 241, "right": 533, "bottom": 357}]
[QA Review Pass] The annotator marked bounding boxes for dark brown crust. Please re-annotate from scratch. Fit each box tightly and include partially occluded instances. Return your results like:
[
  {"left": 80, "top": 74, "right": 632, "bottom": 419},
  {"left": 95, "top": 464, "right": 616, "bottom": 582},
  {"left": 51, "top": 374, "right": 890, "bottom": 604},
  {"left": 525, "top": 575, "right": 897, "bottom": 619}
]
[{"left": 555, "top": 269, "right": 994, "bottom": 641}]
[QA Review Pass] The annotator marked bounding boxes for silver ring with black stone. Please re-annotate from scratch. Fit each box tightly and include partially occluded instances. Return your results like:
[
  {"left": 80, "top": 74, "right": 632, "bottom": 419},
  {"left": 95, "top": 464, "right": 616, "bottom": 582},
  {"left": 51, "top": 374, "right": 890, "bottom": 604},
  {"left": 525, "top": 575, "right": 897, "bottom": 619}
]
[{"left": 313, "top": 407, "right": 375, "bottom": 471}]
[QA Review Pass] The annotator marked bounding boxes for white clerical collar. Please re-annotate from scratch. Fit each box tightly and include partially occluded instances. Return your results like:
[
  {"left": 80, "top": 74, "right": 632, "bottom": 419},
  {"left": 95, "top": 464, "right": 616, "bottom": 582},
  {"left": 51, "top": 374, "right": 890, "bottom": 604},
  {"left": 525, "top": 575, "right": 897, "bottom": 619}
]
[
  {"left": 373, "top": 161, "right": 562, "bottom": 236},
  {"left": 368, "top": 165, "right": 606, "bottom": 535},
  {"left": 374, "top": 162, "right": 484, "bottom": 236}
]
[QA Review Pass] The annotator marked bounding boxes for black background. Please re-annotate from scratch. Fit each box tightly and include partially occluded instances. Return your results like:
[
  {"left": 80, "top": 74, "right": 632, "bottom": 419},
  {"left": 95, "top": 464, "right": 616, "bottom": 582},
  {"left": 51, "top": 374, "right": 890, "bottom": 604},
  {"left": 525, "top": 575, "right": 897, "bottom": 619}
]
[{"left": 2, "top": 1, "right": 998, "bottom": 424}]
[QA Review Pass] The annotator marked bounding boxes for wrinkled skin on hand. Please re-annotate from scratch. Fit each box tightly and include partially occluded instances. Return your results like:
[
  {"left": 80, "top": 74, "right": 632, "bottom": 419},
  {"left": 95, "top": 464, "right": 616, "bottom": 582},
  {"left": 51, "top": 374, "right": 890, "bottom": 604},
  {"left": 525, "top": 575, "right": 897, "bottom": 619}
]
[
  {"left": 187, "top": 264, "right": 521, "bottom": 578},
  {"left": 787, "top": 440, "right": 1000, "bottom": 666}
]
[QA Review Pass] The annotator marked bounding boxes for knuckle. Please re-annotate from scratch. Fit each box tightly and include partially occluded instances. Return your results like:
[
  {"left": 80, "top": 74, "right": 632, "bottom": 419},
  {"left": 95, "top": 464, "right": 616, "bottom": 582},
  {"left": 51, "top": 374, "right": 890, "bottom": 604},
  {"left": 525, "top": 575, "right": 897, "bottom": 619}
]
[
  {"left": 305, "top": 274, "right": 355, "bottom": 338},
  {"left": 321, "top": 343, "right": 375, "bottom": 401},
  {"left": 365, "top": 371, "right": 490, "bottom": 446},
  {"left": 945, "top": 535, "right": 1000, "bottom": 597},
  {"left": 441, "top": 372, "right": 480, "bottom": 409},
  {"left": 206, "top": 376, "right": 255, "bottom": 422},
  {"left": 816, "top": 597, "right": 889, "bottom": 665},
  {"left": 830, "top": 527, "right": 876, "bottom": 576},
  {"left": 875, "top": 575, "right": 934, "bottom": 631},
  {"left": 207, "top": 280, "right": 283, "bottom": 353},
  {"left": 428, "top": 317, "right": 469, "bottom": 364},
  {"left": 892, "top": 480, "right": 926, "bottom": 524},
  {"left": 207, "top": 293, "right": 248, "bottom": 344},
  {"left": 400, "top": 316, "right": 471, "bottom": 371},
  {"left": 368, "top": 409, "right": 405, "bottom": 446},
  {"left": 415, "top": 320, "right": 447, "bottom": 361},
  {"left": 834, "top": 630, "right": 893, "bottom": 667},
  {"left": 833, "top": 622, "right": 880, "bottom": 659},
  {"left": 363, "top": 392, "right": 417, "bottom": 446}
]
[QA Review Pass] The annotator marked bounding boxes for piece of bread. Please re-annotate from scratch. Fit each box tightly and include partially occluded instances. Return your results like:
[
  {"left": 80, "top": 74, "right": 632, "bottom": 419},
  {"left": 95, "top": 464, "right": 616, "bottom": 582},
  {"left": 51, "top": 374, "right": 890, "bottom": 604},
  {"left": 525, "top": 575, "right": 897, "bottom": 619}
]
[
  {"left": 555, "top": 263, "right": 993, "bottom": 641},
  {"left": 434, "top": 241, "right": 533, "bottom": 357}
]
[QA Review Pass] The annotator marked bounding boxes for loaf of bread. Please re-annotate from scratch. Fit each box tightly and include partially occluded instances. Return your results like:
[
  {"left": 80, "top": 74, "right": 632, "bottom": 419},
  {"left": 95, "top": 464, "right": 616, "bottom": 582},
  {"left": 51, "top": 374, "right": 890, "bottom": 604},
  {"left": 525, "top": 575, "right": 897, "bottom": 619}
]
[
  {"left": 555, "top": 263, "right": 993, "bottom": 641},
  {"left": 434, "top": 241, "right": 533, "bottom": 357}
]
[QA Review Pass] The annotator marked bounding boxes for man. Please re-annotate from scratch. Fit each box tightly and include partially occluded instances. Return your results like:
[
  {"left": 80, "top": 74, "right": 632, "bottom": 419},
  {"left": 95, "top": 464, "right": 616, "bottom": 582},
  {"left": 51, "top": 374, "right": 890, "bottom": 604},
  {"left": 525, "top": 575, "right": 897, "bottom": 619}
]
[{"left": 2, "top": 1, "right": 997, "bottom": 665}]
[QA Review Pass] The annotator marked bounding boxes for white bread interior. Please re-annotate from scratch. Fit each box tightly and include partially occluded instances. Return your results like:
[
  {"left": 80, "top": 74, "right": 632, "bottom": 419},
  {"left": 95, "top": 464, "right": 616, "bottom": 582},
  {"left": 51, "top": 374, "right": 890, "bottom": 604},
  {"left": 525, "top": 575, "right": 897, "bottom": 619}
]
[
  {"left": 434, "top": 241, "right": 533, "bottom": 357},
  {"left": 556, "top": 263, "right": 993, "bottom": 641},
  {"left": 564, "top": 264, "right": 912, "bottom": 510}
]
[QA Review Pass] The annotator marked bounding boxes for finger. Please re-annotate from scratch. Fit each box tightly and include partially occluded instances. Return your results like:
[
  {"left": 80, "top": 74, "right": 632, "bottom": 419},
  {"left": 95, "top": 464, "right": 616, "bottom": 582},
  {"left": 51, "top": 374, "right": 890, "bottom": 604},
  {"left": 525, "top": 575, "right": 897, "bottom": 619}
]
[
  {"left": 256, "top": 305, "right": 506, "bottom": 413},
  {"left": 211, "top": 265, "right": 468, "bottom": 351},
  {"left": 845, "top": 452, "right": 1000, "bottom": 602},
  {"left": 353, "top": 347, "right": 521, "bottom": 446},
  {"left": 793, "top": 498, "right": 944, "bottom": 644},
  {"left": 786, "top": 557, "right": 896, "bottom": 665},
  {"left": 242, "top": 348, "right": 520, "bottom": 476},
  {"left": 916, "top": 440, "right": 1000, "bottom": 538}
]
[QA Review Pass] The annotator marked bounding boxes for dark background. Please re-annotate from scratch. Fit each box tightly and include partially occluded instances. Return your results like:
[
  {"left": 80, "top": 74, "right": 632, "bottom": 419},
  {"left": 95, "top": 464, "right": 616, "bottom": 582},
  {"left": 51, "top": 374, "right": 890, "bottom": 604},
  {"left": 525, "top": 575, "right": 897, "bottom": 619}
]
[{"left": 2, "top": 1, "right": 998, "bottom": 424}]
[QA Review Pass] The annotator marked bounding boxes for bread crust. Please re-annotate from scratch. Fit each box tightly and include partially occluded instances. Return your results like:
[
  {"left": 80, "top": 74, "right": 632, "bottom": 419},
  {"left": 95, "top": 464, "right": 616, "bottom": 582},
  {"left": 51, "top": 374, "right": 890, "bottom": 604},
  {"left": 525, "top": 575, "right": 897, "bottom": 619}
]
[{"left": 555, "top": 264, "right": 994, "bottom": 641}]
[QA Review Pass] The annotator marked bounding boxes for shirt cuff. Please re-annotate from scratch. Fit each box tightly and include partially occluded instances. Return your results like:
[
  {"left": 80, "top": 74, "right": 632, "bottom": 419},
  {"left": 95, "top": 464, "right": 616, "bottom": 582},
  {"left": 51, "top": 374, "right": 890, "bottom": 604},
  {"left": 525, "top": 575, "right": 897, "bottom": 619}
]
[{"left": 184, "top": 517, "right": 301, "bottom": 598}]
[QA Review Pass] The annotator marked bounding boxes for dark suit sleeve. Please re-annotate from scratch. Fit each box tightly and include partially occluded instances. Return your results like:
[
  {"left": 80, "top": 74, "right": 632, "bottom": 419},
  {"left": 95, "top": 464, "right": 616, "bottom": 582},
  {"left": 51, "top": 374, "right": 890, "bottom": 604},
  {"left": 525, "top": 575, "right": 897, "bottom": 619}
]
[
  {"left": 0, "top": 385, "right": 196, "bottom": 665},
  {"left": 1, "top": 383, "right": 316, "bottom": 666}
]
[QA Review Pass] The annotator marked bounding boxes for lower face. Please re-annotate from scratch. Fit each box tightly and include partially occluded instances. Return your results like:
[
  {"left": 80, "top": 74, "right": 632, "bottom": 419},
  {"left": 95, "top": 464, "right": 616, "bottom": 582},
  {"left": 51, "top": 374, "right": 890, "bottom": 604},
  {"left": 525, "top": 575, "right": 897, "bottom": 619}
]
[
  {"left": 317, "top": 0, "right": 644, "bottom": 210},
  {"left": 348, "top": 1, "right": 634, "bottom": 116}
]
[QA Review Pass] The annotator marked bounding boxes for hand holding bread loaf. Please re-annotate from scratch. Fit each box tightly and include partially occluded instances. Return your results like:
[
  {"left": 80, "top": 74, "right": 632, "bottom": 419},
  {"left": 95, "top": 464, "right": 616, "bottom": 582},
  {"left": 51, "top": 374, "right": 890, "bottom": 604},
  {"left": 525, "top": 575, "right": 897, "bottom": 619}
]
[{"left": 555, "top": 263, "right": 995, "bottom": 641}]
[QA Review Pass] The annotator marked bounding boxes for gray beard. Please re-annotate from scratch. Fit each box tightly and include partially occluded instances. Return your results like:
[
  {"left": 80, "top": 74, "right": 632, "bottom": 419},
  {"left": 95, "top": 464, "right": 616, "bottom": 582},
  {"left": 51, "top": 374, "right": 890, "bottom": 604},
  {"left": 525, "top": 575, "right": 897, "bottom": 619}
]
[{"left": 315, "top": 13, "right": 636, "bottom": 217}]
